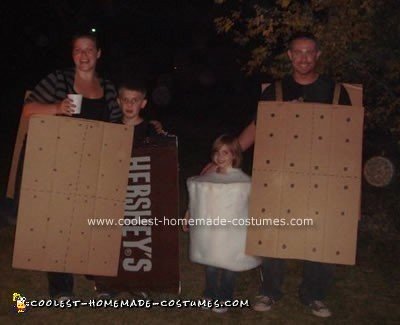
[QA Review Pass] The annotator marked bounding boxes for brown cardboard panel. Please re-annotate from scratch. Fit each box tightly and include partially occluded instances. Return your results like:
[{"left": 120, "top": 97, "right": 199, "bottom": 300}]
[
  {"left": 246, "top": 101, "right": 363, "bottom": 265},
  {"left": 281, "top": 105, "right": 313, "bottom": 173},
  {"left": 96, "top": 124, "right": 133, "bottom": 201},
  {"left": 324, "top": 177, "right": 360, "bottom": 264},
  {"left": 13, "top": 116, "right": 133, "bottom": 276},
  {"left": 343, "top": 83, "right": 363, "bottom": 107},
  {"left": 329, "top": 107, "right": 364, "bottom": 176},
  {"left": 20, "top": 117, "right": 59, "bottom": 192},
  {"left": 253, "top": 102, "right": 286, "bottom": 171},
  {"left": 7, "top": 91, "right": 31, "bottom": 198},
  {"left": 310, "top": 106, "right": 334, "bottom": 175}
]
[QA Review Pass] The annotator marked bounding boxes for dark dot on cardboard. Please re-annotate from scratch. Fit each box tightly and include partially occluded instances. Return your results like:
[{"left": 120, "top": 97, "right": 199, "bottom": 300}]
[
  {"left": 30, "top": 228, "right": 34, "bottom": 231},
  {"left": 289, "top": 163, "right": 295, "bottom": 167},
  {"left": 119, "top": 159, "right": 123, "bottom": 163},
  {"left": 33, "top": 195, "right": 37, "bottom": 198},
  {"left": 314, "top": 184, "right": 318, "bottom": 189},
  {"left": 315, "top": 211, "right": 319, "bottom": 215},
  {"left": 344, "top": 185, "right": 349, "bottom": 190},
  {"left": 53, "top": 168, "right": 57, "bottom": 172},
  {"left": 282, "top": 244, "right": 287, "bottom": 249},
  {"left": 263, "top": 183, "right": 268, "bottom": 187},
  {"left": 320, "top": 115, "right": 324, "bottom": 119},
  {"left": 290, "top": 184, "right": 295, "bottom": 188},
  {"left": 341, "top": 211, "right": 345, "bottom": 216},
  {"left": 261, "top": 208, "right": 266, "bottom": 213},
  {"left": 258, "top": 240, "right": 262, "bottom": 245},
  {"left": 81, "top": 232, "right": 85, "bottom": 235},
  {"left": 287, "top": 209, "right": 291, "bottom": 214},
  {"left": 57, "top": 136, "right": 61, "bottom": 140},
  {"left": 101, "top": 174, "right": 104, "bottom": 177},
  {"left": 104, "top": 261, "right": 108, "bottom": 264},
  {"left": 47, "top": 217, "right": 50, "bottom": 221},
  {"left": 336, "top": 251, "right": 340, "bottom": 255},
  {"left": 269, "top": 133, "right": 274, "bottom": 137},
  {"left": 312, "top": 247, "right": 317, "bottom": 252},
  {"left": 42, "top": 246, "right": 46, "bottom": 249},
  {"left": 318, "top": 136, "right": 323, "bottom": 140},
  {"left": 271, "top": 113, "right": 275, "bottom": 117},
  {"left": 296, "top": 114, "right": 300, "bottom": 118},
  {"left": 67, "top": 197, "right": 70, "bottom": 200},
  {"left": 108, "top": 234, "right": 111, "bottom": 238},
  {"left": 88, "top": 153, "right": 91, "bottom": 157},
  {"left": 39, "top": 147, "right": 43, "bottom": 151},
  {"left": 314, "top": 166, "right": 319, "bottom": 170},
  {"left": 115, "top": 188, "right": 119, "bottom": 192},
  {"left": 40, "top": 120, "right": 45, "bottom": 123},
  {"left": 266, "top": 160, "right": 270, "bottom": 164},
  {"left": 59, "top": 230, "right": 63, "bottom": 234},
  {"left": 344, "top": 167, "right": 348, "bottom": 171},
  {"left": 28, "top": 258, "right": 31, "bottom": 262},
  {"left": 55, "top": 260, "right": 58, "bottom": 263},
  {"left": 87, "top": 186, "right": 90, "bottom": 189},
  {"left": 345, "top": 138, "right": 350, "bottom": 143},
  {"left": 346, "top": 118, "right": 351, "bottom": 122},
  {"left": 74, "top": 151, "right": 78, "bottom": 154},
  {"left": 294, "top": 135, "right": 298, "bottom": 139}
]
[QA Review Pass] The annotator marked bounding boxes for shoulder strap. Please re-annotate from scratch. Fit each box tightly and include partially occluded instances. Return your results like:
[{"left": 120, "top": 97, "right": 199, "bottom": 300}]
[
  {"left": 275, "top": 80, "right": 283, "bottom": 101},
  {"left": 332, "top": 83, "right": 341, "bottom": 105}
]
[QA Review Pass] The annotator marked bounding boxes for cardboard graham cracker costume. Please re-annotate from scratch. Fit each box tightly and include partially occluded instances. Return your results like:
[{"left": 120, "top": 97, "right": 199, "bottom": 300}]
[
  {"left": 12, "top": 116, "right": 133, "bottom": 276},
  {"left": 246, "top": 84, "right": 363, "bottom": 265}
]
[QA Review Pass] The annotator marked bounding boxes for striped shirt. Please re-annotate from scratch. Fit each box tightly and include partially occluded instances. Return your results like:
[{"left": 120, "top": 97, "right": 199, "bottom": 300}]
[{"left": 25, "top": 68, "right": 121, "bottom": 122}]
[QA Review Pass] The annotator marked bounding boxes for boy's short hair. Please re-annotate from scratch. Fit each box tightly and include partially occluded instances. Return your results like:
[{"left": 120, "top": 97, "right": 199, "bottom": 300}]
[
  {"left": 118, "top": 80, "right": 148, "bottom": 97},
  {"left": 211, "top": 134, "right": 242, "bottom": 168},
  {"left": 288, "top": 31, "right": 320, "bottom": 50}
]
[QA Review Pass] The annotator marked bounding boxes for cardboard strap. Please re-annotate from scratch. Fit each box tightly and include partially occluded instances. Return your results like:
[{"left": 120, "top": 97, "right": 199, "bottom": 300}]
[
  {"left": 333, "top": 83, "right": 341, "bottom": 105},
  {"left": 275, "top": 80, "right": 283, "bottom": 101}
]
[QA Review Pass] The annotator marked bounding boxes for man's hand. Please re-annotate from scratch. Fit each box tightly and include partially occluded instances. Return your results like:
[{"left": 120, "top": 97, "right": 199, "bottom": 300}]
[
  {"left": 200, "top": 162, "right": 217, "bottom": 175},
  {"left": 182, "top": 210, "right": 190, "bottom": 232}
]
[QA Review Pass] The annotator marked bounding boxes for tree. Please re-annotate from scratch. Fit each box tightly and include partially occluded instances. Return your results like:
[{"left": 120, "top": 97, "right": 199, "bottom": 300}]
[{"left": 213, "top": 0, "right": 400, "bottom": 133}]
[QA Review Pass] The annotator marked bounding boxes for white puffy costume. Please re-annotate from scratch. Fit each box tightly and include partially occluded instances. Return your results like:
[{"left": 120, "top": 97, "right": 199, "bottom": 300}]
[{"left": 187, "top": 168, "right": 261, "bottom": 271}]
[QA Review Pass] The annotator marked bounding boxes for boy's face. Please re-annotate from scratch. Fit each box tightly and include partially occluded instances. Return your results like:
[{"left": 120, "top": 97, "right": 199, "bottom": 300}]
[{"left": 117, "top": 89, "right": 147, "bottom": 120}]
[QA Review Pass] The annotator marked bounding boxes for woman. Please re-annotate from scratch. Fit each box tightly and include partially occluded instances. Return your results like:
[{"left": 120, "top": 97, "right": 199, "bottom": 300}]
[
  {"left": 23, "top": 31, "right": 120, "bottom": 300},
  {"left": 23, "top": 32, "right": 120, "bottom": 122}
]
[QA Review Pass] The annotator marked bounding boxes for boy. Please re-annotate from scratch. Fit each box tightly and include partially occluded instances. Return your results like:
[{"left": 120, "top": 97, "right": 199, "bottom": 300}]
[{"left": 117, "top": 80, "right": 159, "bottom": 144}]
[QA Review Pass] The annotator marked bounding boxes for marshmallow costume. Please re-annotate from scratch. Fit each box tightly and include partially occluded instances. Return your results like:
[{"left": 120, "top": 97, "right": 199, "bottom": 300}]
[{"left": 187, "top": 168, "right": 261, "bottom": 271}]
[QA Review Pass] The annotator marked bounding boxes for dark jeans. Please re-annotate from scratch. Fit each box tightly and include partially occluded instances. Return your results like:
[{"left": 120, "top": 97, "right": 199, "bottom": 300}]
[
  {"left": 260, "top": 257, "right": 335, "bottom": 305},
  {"left": 48, "top": 272, "right": 74, "bottom": 297},
  {"left": 204, "top": 266, "right": 236, "bottom": 301}
]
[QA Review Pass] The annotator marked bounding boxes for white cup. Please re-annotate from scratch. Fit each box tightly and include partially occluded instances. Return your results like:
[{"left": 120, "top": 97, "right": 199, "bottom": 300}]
[{"left": 67, "top": 94, "right": 83, "bottom": 114}]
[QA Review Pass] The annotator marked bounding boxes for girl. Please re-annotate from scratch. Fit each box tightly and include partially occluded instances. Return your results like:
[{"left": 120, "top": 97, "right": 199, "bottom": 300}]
[{"left": 184, "top": 134, "right": 260, "bottom": 313}]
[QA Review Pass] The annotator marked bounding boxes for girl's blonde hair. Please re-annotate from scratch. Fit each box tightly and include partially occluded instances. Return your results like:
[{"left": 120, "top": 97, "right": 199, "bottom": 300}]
[{"left": 211, "top": 134, "right": 242, "bottom": 168}]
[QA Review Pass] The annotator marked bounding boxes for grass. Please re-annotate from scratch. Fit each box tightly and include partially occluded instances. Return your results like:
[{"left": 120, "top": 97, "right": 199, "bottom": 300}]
[{"left": 1, "top": 222, "right": 399, "bottom": 324}]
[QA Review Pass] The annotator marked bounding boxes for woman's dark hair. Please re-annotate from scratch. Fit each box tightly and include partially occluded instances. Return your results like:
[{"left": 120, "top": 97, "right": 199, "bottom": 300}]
[{"left": 71, "top": 30, "right": 99, "bottom": 49}]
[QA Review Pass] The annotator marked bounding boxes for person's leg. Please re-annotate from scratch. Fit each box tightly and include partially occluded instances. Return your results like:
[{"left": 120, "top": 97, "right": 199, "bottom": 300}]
[
  {"left": 219, "top": 269, "right": 237, "bottom": 301},
  {"left": 260, "top": 257, "right": 286, "bottom": 301},
  {"left": 299, "top": 261, "right": 335, "bottom": 318},
  {"left": 204, "top": 266, "right": 218, "bottom": 299},
  {"left": 299, "top": 261, "right": 335, "bottom": 304},
  {"left": 47, "top": 272, "right": 74, "bottom": 298}
]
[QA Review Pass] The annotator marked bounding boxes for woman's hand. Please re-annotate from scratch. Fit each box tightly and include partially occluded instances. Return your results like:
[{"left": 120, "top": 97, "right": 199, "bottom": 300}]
[{"left": 56, "top": 98, "right": 75, "bottom": 116}]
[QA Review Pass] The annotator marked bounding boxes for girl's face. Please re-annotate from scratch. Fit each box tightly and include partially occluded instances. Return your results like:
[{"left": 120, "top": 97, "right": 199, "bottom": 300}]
[
  {"left": 213, "top": 144, "right": 234, "bottom": 171},
  {"left": 72, "top": 37, "right": 101, "bottom": 72}
]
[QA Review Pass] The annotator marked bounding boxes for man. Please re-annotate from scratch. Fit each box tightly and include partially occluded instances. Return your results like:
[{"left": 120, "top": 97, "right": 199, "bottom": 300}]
[{"left": 239, "top": 32, "right": 351, "bottom": 318}]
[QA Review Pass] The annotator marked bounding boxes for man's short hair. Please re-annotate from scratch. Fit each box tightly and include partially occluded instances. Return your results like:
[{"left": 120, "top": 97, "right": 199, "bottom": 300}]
[{"left": 288, "top": 32, "right": 320, "bottom": 50}]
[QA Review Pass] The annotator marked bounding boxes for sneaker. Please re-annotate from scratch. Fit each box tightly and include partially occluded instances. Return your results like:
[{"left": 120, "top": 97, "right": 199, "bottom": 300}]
[
  {"left": 96, "top": 292, "right": 113, "bottom": 300},
  {"left": 253, "top": 295, "right": 274, "bottom": 312},
  {"left": 309, "top": 300, "right": 332, "bottom": 318},
  {"left": 212, "top": 301, "right": 228, "bottom": 314},
  {"left": 57, "top": 295, "right": 73, "bottom": 303}
]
